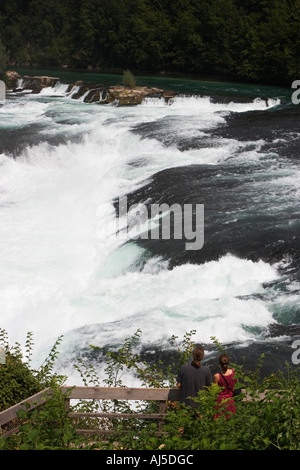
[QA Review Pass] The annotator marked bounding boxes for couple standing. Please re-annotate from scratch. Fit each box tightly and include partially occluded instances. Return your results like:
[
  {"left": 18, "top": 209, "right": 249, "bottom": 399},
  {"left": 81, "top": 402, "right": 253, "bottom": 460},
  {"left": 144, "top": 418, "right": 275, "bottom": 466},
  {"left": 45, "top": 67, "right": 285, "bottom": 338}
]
[{"left": 176, "top": 347, "right": 237, "bottom": 417}]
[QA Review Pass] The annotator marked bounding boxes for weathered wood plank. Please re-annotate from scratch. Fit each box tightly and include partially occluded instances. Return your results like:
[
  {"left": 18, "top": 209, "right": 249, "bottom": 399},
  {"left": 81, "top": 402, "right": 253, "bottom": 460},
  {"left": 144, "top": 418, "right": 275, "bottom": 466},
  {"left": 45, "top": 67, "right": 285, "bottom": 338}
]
[
  {"left": 76, "top": 429, "right": 122, "bottom": 436},
  {"left": 61, "top": 386, "right": 180, "bottom": 401},
  {"left": 68, "top": 412, "right": 166, "bottom": 419},
  {"left": 0, "top": 387, "right": 178, "bottom": 429},
  {"left": 75, "top": 428, "right": 168, "bottom": 437},
  {"left": 0, "top": 388, "right": 50, "bottom": 427}
]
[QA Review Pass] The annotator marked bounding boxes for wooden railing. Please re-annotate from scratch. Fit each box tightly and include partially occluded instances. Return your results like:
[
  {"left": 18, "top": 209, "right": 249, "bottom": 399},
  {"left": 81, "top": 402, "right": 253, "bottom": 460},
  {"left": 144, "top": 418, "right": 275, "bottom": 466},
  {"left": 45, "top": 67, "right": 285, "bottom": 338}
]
[
  {"left": 64, "top": 386, "right": 181, "bottom": 436},
  {"left": 0, "top": 388, "right": 52, "bottom": 436},
  {"left": 0, "top": 386, "right": 181, "bottom": 437},
  {"left": 2, "top": 385, "right": 267, "bottom": 438}
]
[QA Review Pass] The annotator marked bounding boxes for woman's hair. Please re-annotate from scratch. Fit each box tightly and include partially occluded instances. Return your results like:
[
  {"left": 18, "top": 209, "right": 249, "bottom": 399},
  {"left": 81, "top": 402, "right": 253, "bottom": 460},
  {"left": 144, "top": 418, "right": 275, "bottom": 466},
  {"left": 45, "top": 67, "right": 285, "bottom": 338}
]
[
  {"left": 219, "top": 353, "right": 229, "bottom": 372},
  {"left": 191, "top": 347, "right": 205, "bottom": 369}
]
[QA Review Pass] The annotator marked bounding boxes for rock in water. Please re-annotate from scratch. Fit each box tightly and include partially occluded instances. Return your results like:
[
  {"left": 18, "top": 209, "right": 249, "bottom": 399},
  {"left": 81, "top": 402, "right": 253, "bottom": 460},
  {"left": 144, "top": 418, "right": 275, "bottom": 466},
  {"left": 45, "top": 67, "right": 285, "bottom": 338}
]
[
  {"left": 103, "top": 86, "right": 176, "bottom": 105},
  {"left": 6, "top": 71, "right": 177, "bottom": 105},
  {"left": 3, "top": 70, "right": 22, "bottom": 89},
  {"left": 22, "top": 75, "right": 60, "bottom": 93}
]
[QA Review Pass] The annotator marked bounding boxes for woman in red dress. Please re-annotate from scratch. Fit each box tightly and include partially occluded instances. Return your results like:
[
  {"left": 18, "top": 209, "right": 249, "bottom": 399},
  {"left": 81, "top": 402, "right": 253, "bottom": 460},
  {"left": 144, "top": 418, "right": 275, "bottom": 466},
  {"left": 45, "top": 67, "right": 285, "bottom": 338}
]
[{"left": 214, "top": 354, "right": 237, "bottom": 419}]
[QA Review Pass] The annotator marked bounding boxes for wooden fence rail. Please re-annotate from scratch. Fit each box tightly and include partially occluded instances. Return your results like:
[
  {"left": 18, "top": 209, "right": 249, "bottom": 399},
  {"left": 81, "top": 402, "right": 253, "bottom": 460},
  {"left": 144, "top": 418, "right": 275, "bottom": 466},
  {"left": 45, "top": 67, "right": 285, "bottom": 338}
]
[
  {"left": 0, "top": 386, "right": 181, "bottom": 437},
  {"left": 1, "top": 385, "right": 264, "bottom": 438},
  {"left": 63, "top": 386, "right": 182, "bottom": 436},
  {"left": 0, "top": 388, "right": 52, "bottom": 436}
]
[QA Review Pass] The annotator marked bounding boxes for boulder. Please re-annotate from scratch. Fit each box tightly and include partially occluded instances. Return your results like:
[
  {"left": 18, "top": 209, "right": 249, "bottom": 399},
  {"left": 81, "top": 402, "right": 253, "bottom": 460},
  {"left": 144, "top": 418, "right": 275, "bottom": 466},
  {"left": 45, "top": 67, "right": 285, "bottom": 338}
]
[
  {"left": 68, "top": 81, "right": 107, "bottom": 101},
  {"left": 22, "top": 75, "right": 60, "bottom": 93},
  {"left": 102, "top": 86, "right": 176, "bottom": 106},
  {"left": 3, "top": 70, "right": 22, "bottom": 89}
]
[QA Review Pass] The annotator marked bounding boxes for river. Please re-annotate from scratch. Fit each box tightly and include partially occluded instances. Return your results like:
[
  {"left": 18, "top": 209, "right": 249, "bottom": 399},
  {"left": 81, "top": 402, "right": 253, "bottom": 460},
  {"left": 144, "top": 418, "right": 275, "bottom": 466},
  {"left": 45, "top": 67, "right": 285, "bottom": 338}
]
[{"left": 0, "top": 70, "right": 299, "bottom": 382}]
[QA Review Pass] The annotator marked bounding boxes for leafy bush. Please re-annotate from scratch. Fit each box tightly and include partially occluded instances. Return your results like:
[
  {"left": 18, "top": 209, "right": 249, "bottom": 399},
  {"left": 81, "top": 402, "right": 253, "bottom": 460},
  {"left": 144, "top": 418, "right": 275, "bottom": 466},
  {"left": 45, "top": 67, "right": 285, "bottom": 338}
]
[
  {"left": 0, "top": 331, "right": 42, "bottom": 412},
  {"left": 0, "top": 331, "right": 90, "bottom": 450},
  {"left": 5, "top": 381, "right": 81, "bottom": 450},
  {"left": 0, "top": 329, "right": 65, "bottom": 411},
  {"left": 123, "top": 69, "right": 136, "bottom": 88},
  {"left": 0, "top": 352, "right": 42, "bottom": 412}
]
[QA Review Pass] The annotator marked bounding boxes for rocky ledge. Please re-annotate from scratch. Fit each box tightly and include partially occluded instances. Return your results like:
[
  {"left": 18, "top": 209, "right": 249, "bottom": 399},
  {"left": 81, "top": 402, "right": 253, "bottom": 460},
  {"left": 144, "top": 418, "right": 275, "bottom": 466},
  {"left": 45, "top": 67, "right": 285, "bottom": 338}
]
[
  {"left": 4, "top": 70, "right": 60, "bottom": 92},
  {"left": 3, "top": 70, "right": 177, "bottom": 106},
  {"left": 101, "top": 85, "right": 177, "bottom": 105}
]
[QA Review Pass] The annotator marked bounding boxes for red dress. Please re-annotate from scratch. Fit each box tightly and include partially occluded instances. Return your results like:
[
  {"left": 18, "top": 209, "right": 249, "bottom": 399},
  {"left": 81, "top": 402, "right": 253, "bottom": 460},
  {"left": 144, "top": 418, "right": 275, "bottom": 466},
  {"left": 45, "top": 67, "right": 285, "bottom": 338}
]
[{"left": 214, "top": 370, "right": 237, "bottom": 419}]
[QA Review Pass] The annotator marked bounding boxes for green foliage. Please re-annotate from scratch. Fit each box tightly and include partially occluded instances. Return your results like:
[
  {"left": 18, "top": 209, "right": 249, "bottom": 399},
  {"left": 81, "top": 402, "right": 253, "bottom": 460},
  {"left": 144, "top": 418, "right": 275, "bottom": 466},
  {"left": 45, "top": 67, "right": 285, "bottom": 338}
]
[
  {"left": 35, "top": 335, "right": 64, "bottom": 386},
  {"left": 0, "top": 330, "right": 43, "bottom": 412},
  {"left": 0, "top": 329, "right": 65, "bottom": 412},
  {"left": 1, "top": 381, "right": 84, "bottom": 450},
  {"left": 0, "top": 0, "right": 299, "bottom": 84},
  {"left": 123, "top": 69, "right": 136, "bottom": 88},
  {"left": 1, "top": 329, "right": 299, "bottom": 450},
  {"left": 0, "top": 330, "right": 89, "bottom": 450}
]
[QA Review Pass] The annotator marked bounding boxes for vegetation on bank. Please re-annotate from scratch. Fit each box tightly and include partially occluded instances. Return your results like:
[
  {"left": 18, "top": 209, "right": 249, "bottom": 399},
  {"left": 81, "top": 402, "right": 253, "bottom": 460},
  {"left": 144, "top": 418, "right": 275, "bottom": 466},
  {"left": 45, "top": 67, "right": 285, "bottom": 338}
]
[
  {"left": 0, "top": 0, "right": 300, "bottom": 86},
  {"left": 0, "top": 328, "right": 299, "bottom": 450}
]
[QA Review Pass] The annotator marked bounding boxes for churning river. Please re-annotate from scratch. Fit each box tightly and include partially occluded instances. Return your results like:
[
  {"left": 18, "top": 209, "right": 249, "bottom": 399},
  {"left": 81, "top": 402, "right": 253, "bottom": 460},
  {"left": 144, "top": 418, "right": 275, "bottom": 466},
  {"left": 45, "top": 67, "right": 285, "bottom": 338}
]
[{"left": 0, "top": 70, "right": 299, "bottom": 382}]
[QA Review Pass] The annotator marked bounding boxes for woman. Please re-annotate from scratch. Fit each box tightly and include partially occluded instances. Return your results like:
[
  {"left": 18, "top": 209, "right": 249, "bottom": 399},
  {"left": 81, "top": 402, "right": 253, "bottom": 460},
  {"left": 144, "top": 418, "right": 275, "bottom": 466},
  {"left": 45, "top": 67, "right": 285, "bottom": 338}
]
[
  {"left": 214, "top": 353, "right": 237, "bottom": 419},
  {"left": 177, "top": 346, "right": 213, "bottom": 408}
]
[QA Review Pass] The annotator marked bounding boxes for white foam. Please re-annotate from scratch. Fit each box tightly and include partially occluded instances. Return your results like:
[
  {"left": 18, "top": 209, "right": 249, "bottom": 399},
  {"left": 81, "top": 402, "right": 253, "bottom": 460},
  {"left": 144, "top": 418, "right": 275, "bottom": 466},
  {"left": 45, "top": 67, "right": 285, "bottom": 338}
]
[
  {"left": 39, "top": 82, "right": 70, "bottom": 96},
  {"left": 40, "top": 253, "right": 279, "bottom": 375},
  {"left": 141, "top": 95, "right": 280, "bottom": 112},
  {"left": 0, "top": 89, "right": 286, "bottom": 370}
]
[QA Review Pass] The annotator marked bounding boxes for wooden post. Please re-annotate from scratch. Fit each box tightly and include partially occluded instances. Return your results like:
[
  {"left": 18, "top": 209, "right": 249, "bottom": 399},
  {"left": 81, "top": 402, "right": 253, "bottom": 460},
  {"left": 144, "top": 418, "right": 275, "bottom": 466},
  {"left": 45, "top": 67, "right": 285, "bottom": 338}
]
[
  {"left": 158, "top": 400, "right": 166, "bottom": 433},
  {"left": 65, "top": 398, "right": 71, "bottom": 411}
]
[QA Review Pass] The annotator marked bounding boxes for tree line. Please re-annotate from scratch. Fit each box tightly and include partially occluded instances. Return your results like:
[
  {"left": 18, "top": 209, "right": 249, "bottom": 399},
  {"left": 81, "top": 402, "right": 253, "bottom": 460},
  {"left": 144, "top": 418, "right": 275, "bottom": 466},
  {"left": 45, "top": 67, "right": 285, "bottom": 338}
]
[{"left": 1, "top": 0, "right": 300, "bottom": 85}]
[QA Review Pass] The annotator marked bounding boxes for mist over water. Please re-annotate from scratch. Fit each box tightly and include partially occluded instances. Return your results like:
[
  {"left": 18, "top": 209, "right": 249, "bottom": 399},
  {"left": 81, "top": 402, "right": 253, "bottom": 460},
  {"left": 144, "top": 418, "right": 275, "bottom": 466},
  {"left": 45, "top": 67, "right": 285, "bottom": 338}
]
[{"left": 0, "top": 75, "right": 299, "bottom": 381}]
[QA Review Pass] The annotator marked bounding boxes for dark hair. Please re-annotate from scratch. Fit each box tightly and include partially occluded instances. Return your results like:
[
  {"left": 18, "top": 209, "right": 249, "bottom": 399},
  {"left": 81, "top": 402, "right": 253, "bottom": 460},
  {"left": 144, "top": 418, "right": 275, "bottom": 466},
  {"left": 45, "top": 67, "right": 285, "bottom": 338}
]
[
  {"left": 191, "top": 347, "right": 204, "bottom": 369},
  {"left": 219, "top": 353, "right": 229, "bottom": 372}
]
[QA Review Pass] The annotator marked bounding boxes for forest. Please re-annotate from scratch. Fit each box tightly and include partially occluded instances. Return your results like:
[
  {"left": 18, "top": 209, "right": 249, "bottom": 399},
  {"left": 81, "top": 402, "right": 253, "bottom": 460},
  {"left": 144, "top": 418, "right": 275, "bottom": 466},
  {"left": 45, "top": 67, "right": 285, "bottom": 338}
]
[{"left": 1, "top": 0, "right": 300, "bottom": 86}]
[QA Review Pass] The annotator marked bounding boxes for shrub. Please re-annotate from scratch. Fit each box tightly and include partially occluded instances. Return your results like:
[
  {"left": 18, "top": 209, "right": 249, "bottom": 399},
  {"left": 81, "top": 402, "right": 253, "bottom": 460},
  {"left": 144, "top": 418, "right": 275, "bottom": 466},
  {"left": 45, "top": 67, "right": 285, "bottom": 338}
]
[
  {"left": 123, "top": 69, "right": 136, "bottom": 88},
  {"left": 8, "top": 382, "right": 79, "bottom": 450},
  {"left": 0, "top": 331, "right": 42, "bottom": 412},
  {"left": 0, "top": 329, "right": 65, "bottom": 411}
]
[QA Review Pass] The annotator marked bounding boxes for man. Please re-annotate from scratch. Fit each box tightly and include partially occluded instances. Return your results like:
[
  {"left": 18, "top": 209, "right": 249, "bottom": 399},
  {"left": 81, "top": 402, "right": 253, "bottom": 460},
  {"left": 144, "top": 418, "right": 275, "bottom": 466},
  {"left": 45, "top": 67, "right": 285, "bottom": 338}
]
[{"left": 177, "top": 346, "right": 212, "bottom": 408}]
